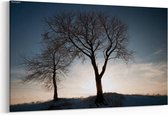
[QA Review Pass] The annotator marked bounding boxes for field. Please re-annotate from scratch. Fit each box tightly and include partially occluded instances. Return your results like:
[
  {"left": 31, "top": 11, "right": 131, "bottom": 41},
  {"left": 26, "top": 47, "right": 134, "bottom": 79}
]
[{"left": 10, "top": 93, "right": 167, "bottom": 112}]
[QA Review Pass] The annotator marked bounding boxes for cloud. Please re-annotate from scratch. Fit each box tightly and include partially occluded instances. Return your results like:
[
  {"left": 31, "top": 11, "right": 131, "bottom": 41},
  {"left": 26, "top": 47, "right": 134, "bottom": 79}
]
[
  {"left": 59, "top": 61, "right": 167, "bottom": 96},
  {"left": 153, "top": 49, "right": 163, "bottom": 55},
  {"left": 10, "top": 60, "right": 167, "bottom": 104},
  {"left": 10, "top": 67, "right": 27, "bottom": 80},
  {"left": 136, "top": 47, "right": 166, "bottom": 63},
  {"left": 104, "top": 62, "right": 167, "bottom": 94}
]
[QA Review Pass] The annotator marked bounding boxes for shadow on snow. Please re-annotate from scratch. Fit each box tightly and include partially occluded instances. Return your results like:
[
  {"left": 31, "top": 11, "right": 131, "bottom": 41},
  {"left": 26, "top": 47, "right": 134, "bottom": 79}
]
[{"left": 10, "top": 93, "right": 167, "bottom": 112}]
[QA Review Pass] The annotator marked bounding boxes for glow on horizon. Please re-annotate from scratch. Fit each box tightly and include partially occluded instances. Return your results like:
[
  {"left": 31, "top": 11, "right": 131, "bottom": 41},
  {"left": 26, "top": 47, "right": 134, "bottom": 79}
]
[{"left": 10, "top": 61, "right": 167, "bottom": 105}]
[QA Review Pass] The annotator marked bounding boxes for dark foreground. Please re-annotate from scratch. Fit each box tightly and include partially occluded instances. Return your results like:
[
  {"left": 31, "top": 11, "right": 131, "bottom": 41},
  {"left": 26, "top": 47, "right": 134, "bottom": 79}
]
[{"left": 10, "top": 93, "right": 167, "bottom": 112}]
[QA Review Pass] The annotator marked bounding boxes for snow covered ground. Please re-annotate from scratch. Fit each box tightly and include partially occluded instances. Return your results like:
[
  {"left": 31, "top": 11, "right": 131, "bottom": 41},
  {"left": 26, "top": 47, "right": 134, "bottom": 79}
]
[{"left": 10, "top": 93, "right": 167, "bottom": 112}]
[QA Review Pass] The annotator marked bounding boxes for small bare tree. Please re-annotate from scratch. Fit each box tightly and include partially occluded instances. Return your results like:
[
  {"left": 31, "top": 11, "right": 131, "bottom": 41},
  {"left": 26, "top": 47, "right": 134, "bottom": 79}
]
[
  {"left": 45, "top": 12, "right": 133, "bottom": 104},
  {"left": 22, "top": 33, "right": 77, "bottom": 101}
]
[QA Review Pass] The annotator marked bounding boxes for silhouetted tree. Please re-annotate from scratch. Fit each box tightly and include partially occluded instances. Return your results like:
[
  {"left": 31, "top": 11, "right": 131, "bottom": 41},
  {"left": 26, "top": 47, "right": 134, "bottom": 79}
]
[
  {"left": 22, "top": 33, "right": 77, "bottom": 101},
  {"left": 45, "top": 12, "right": 133, "bottom": 104}
]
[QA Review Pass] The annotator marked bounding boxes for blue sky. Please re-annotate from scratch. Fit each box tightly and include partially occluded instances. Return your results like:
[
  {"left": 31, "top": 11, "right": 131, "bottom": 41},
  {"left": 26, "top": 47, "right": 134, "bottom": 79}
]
[
  {"left": 10, "top": 1, "right": 167, "bottom": 104},
  {"left": 10, "top": 1, "right": 167, "bottom": 67}
]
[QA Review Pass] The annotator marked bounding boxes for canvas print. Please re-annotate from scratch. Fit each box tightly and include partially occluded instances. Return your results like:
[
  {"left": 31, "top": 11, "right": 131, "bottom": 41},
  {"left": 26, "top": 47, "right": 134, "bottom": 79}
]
[{"left": 10, "top": 1, "right": 167, "bottom": 112}]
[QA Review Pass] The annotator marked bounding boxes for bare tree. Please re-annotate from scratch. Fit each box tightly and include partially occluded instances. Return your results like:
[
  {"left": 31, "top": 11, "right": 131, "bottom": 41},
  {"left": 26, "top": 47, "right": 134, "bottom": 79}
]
[
  {"left": 45, "top": 12, "right": 133, "bottom": 103},
  {"left": 22, "top": 33, "right": 77, "bottom": 101}
]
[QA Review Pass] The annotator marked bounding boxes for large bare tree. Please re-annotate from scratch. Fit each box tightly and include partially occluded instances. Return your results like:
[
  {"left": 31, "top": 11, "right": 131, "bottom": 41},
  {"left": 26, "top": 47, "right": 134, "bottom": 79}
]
[
  {"left": 22, "top": 33, "right": 77, "bottom": 101},
  {"left": 45, "top": 12, "right": 133, "bottom": 103}
]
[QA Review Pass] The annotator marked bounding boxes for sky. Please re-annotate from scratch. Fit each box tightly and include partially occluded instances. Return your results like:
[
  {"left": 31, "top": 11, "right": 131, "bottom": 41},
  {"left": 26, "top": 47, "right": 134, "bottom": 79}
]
[{"left": 10, "top": 1, "right": 167, "bottom": 104}]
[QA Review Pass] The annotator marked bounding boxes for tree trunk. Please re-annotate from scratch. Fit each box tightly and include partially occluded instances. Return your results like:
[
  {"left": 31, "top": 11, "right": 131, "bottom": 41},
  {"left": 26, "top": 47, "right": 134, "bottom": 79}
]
[
  {"left": 53, "top": 71, "right": 58, "bottom": 101},
  {"left": 91, "top": 57, "right": 104, "bottom": 104},
  {"left": 95, "top": 76, "right": 104, "bottom": 104}
]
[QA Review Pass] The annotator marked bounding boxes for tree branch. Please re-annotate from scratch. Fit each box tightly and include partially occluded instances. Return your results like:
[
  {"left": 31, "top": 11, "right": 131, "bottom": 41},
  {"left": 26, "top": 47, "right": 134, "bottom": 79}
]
[
  {"left": 72, "top": 33, "right": 92, "bottom": 54},
  {"left": 68, "top": 34, "right": 91, "bottom": 58}
]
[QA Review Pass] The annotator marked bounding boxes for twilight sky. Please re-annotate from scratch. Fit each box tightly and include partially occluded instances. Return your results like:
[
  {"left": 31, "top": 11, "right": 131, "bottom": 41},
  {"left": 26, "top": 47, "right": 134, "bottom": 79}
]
[{"left": 10, "top": 1, "right": 167, "bottom": 104}]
